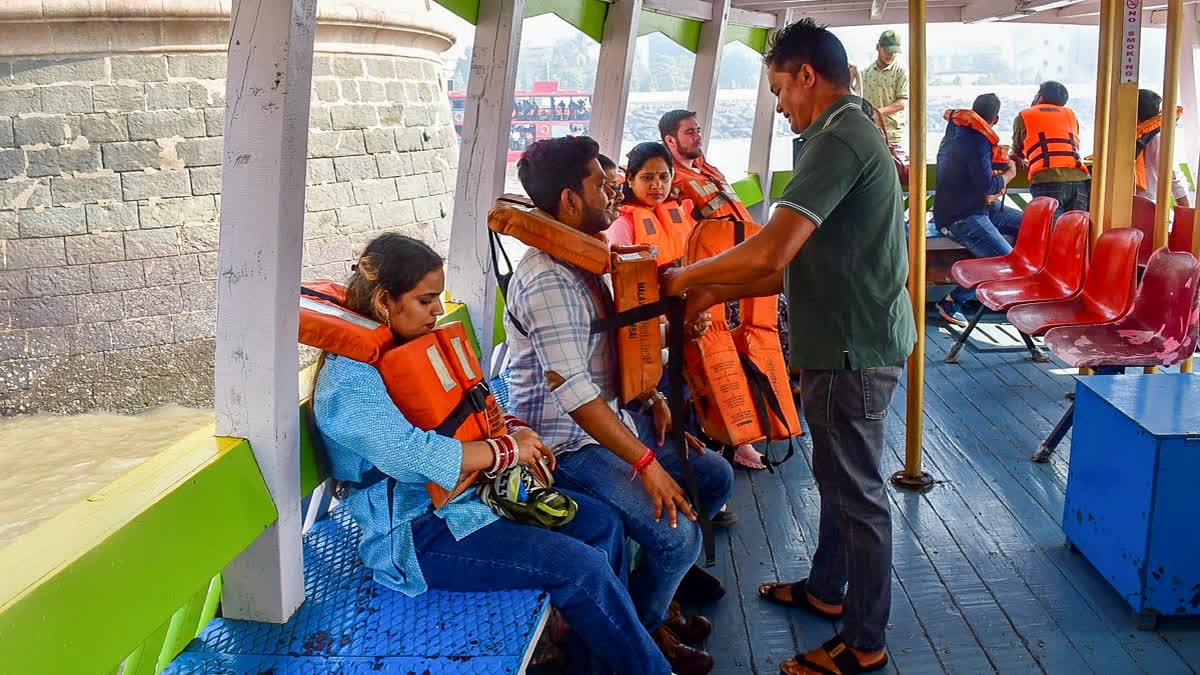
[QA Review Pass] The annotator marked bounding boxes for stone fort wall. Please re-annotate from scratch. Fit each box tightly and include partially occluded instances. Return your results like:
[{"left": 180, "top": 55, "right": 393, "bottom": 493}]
[{"left": 0, "top": 1, "right": 458, "bottom": 415}]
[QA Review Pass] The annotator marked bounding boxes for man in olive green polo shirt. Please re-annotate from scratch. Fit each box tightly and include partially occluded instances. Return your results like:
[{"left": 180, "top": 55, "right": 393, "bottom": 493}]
[
  {"left": 861, "top": 29, "right": 908, "bottom": 158},
  {"left": 663, "top": 18, "right": 914, "bottom": 675}
]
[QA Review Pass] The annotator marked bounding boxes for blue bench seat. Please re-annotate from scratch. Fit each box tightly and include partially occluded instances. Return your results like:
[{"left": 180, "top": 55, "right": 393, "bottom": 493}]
[{"left": 164, "top": 505, "right": 550, "bottom": 674}]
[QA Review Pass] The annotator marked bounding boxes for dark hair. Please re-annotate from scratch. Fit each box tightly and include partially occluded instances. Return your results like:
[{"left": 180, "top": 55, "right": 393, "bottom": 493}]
[
  {"left": 597, "top": 153, "right": 616, "bottom": 171},
  {"left": 972, "top": 93, "right": 1001, "bottom": 123},
  {"left": 622, "top": 142, "right": 673, "bottom": 202},
  {"left": 658, "top": 109, "right": 697, "bottom": 141},
  {"left": 343, "top": 233, "right": 443, "bottom": 323},
  {"left": 1037, "top": 81, "right": 1069, "bottom": 106},
  {"left": 763, "top": 18, "right": 850, "bottom": 88},
  {"left": 517, "top": 136, "right": 601, "bottom": 217},
  {"left": 1137, "top": 88, "right": 1162, "bottom": 124}
]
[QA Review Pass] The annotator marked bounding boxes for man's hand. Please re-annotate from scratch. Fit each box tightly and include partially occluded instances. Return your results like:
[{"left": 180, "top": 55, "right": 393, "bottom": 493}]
[
  {"left": 684, "top": 310, "right": 712, "bottom": 340},
  {"left": 639, "top": 460, "right": 696, "bottom": 527},
  {"left": 1002, "top": 160, "right": 1017, "bottom": 183},
  {"left": 660, "top": 265, "right": 685, "bottom": 297}
]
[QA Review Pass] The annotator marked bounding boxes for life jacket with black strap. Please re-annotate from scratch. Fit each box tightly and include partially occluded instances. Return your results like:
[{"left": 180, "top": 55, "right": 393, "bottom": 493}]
[
  {"left": 618, "top": 200, "right": 695, "bottom": 268},
  {"left": 945, "top": 109, "right": 1009, "bottom": 169},
  {"left": 298, "top": 280, "right": 504, "bottom": 508},
  {"left": 672, "top": 156, "right": 753, "bottom": 222},
  {"left": 681, "top": 217, "right": 802, "bottom": 469},
  {"left": 1135, "top": 105, "right": 1184, "bottom": 192},
  {"left": 1017, "top": 104, "right": 1089, "bottom": 180}
]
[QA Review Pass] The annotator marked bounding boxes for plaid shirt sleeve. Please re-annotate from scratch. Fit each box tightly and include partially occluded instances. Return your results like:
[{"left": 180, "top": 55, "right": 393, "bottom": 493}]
[{"left": 507, "top": 262, "right": 602, "bottom": 414}]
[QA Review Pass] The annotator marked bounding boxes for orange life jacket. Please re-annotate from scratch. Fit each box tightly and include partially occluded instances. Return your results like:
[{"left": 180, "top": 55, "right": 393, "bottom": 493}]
[
  {"left": 945, "top": 109, "right": 1009, "bottom": 168},
  {"left": 618, "top": 200, "right": 696, "bottom": 267},
  {"left": 1017, "top": 105, "right": 1089, "bottom": 179},
  {"left": 298, "top": 280, "right": 504, "bottom": 508},
  {"left": 488, "top": 197, "right": 664, "bottom": 405},
  {"left": 1134, "top": 106, "right": 1184, "bottom": 192},
  {"left": 672, "top": 157, "right": 753, "bottom": 222},
  {"left": 681, "top": 218, "right": 802, "bottom": 459}
]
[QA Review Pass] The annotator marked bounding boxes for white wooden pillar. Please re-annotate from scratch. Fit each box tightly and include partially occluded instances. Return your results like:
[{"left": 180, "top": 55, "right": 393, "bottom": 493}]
[
  {"left": 746, "top": 11, "right": 789, "bottom": 223},
  {"left": 1179, "top": 19, "right": 1200, "bottom": 189},
  {"left": 447, "top": 0, "right": 525, "bottom": 368},
  {"left": 687, "top": 0, "right": 731, "bottom": 153},
  {"left": 591, "top": 0, "right": 642, "bottom": 159},
  {"left": 214, "top": 0, "right": 316, "bottom": 623}
]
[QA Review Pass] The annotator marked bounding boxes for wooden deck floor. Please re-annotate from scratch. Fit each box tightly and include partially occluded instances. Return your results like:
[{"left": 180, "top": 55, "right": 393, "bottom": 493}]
[{"left": 700, "top": 322, "right": 1200, "bottom": 675}]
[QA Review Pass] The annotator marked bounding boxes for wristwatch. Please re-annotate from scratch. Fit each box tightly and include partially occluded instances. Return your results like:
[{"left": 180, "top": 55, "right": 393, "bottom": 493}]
[{"left": 640, "top": 390, "right": 667, "bottom": 414}]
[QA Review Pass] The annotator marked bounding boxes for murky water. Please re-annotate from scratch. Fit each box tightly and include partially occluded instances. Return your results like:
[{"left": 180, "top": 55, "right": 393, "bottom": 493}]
[{"left": 0, "top": 405, "right": 214, "bottom": 550}]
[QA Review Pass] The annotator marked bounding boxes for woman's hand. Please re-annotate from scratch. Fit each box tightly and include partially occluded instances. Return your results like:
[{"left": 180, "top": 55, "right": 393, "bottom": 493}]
[{"left": 512, "top": 426, "right": 556, "bottom": 471}]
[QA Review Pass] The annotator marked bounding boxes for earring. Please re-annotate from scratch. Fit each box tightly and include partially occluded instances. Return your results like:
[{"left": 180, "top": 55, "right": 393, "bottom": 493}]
[{"left": 385, "top": 308, "right": 391, "bottom": 328}]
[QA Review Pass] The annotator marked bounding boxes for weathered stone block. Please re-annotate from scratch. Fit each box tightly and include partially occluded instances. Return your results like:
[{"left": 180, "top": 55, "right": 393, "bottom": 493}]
[
  {"left": 79, "top": 113, "right": 128, "bottom": 143},
  {"left": 333, "top": 154, "right": 378, "bottom": 181},
  {"left": 138, "top": 195, "right": 217, "bottom": 229},
  {"left": 403, "top": 104, "right": 432, "bottom": 127},
  {"left": 19, "top": 207, "right": 86, "bottom": 237},
  {"left": 204, "top": 107, "right": 224, "bottom": 136},
  {"left": 181, "top": 281, "right": 216, "bottom": 312},
  {"left": 143, "top": 254, "right": 201, "bottom": 285},
  {"left": 181, "top": 222, "right": 219, "bottom": 253},
  {"left": 352, "top": 177, "right": 398, "bottom": 205},
  {"left": 109, "top": 315, "right": 173, "bottom": 349},
  {"left": 12, "top": 58, "right": 105, "bottom": 86},
  {"left": 331, "top": 104, "right": 379, "bottom": 131},
  {"left": 376, "top": 152, "right": 413, "bottom": 178},
  {"left": 409, "top": 149, "right": 433, "bottom": 174},
  {"left": 395, "top": 60, "right": 425, "bottom": 82},
  {"left": 336, "top": 205, "right": 373, "bottom": 232},
  {"left": 176, "top": 137, "right": 224, "bottom": 167},
  {"left": 302, "top": 261, "right": 350, "bottom": 282},
  {"left": 395, "top": 174, "right": 428, "bottom": 200},
  {"left": 386, "top": 81, "right": 406, "bottom": 104},
  {"left": 172, "top": 310, "right": 216, "bottom": 341},
  {"left": 0, "top": 212, "right": 15, "bottom": 239},
  {"left": 303, "top": 210, "right": 338, "bottom": 238},
  {"left": 111, "top": 55, "right": 168, "bottom": 82},
  {"left": 128, "top": 110, "right": 205, "bottom": 140},
  {"left": 41, "top": 85, "right": 94, "bottom": 115},
  {"left": 102, "top": 140, "right": 161, "bottom": 172},
  {"left": 378, "top": 104, "right": 405, "bottom": 126},
  {"left": 76, "top": 290, "right": 123, "bottom": 323},
  {"left": 69, "top": 322, "right": 113, "bottom": 355},
  {"left": 6, "top": 237, "right": 65, "bottom": 269},
  {"left": 304, "top": 235, "right": 353, "bottom": 266},
  {"left": 0, "top": 330, "right": 27, "bottom": 360},
  {"left": 121, "top": 169, "right": 191, "bottom": 200},
  {"left": 14, "top": 116, "right": 67, "bottom": 147},
  {"left": 425, "top": 172, "right": 444, "bottom": 195},
  {"left": 307, "top": 130, "right": 366, "bottom": 158},
  {"left": 27, "top": 266, "right": 91, "bottom": 296},
  {"left": 0, "top": 270, "right": 27, "bottom": 299},
  {"left": 92, "top": 84, "right": 145, "bottom": 113},
  {"left": 363, "top": 57, "right": 395, "bottom": 79},
  {"left": 404, "top": 81, "right": 438, "bottom": 104},
  {"left": 332, "top": 55, "right": 364, "bottom": 78},
  {"left": 24, "top": 326, "right": 72, "bottom": 357},
  {"left": 124, "top": 228, "right": 180, "bottom": 259},
  {"left": 86, "top": 201, "right": 139, "bottom": 232},
  {"left": 12, "top": 295, "right": 77, "bottom": 328},
  {"left": 51, "top": 174, "right": 121, "bottom": 205},
  {"left": 360, "top": 81, "right": 387, "bottom": 103},
  {"left": 313, "top": 80, "right": 340, "bottom": 103},
  {"left": 145, "top": 81, "right": 192, "bottom": 110},
  {"left": 311, "top": 56, "right": 334, "bottom": 77},
  {"left": 196, "top": 251, "right": 218, "bottom": 279},
  {"left": 90, "top": 260, "right": 144, "bottom": 292},
  {"left": 305, "top": 182, "right": 354, "bottom": 211},
  {"left": 395, "top": 128, "right": 423, "bottom": 152},
  {"left": 0, "top": 89, "right": 40, "bottom": 117},
  {"left": 66, "top": 232, "right": 124, "bottom": 264},
  {"left": 123, "top": 284, "right": 181, "bottom": 318},
  {"left": 309, "top": 106, "right": 332, "bottom": 131},
  {"left": 189, "top": 166, "right": 221, "bottom": 195},
  {"left": 27, "top": 145, "right": 101, "bottom": 177},
  {"left": 0, "top": 119, "right": 13, "bottom": 149},
  {"left": 0, "top": 149, "right": 24, "bottom": 180},
  {"left": 414, "top": 195, "right": 443, "bottom": 222},
  {"left": 0, "top": 179, "right": 51, "bottom": 210},
  {"left": 371, "top": 200, "right": 414, "bottom": 227},
  {"left": 306, "top": 157, "right": 335, "bottom": 185},
  {"left": 188, "top": 82, "right": 223, "bottom": 108},
  {"left": 167, "top": 54, "right": 226, "bottom": 80},
  {"left": 363, "top": 128, "right": 396, "bottom": 154}
]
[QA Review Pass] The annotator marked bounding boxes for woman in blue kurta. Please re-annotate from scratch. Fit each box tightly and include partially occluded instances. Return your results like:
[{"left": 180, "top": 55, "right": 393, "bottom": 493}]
[{"left": 312, "top": 233, "right": 671, "bottom": 675}]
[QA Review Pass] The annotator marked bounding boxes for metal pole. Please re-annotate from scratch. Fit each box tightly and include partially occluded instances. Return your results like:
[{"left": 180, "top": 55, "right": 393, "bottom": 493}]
[
  {"left": 893, "top": 0, "right": 934, "bottom": 492},
  {"left": 1104, "top": 0, "right": 1142, "bottom": 233}
]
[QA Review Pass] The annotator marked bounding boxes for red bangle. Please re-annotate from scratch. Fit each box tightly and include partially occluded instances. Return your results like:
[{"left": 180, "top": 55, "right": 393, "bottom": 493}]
[
  {"left": 503, "top": 414, "right": 528, "bottom": 432},
  {"left": 630, "top": 448, "right": 656, "bottom": 480}
]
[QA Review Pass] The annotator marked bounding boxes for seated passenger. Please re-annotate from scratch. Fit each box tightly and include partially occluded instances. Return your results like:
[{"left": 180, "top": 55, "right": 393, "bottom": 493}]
[
  {"left": 312, "top": 233, "right": 671, "bottom": 675},
  {"left": 505, "top": 136, "right": 733, "bottom": 675},
  {"left": 598, "top": 153, "right": 624, "bottom": 226},
  {"left": 931, "top": 93, "right": 1023, "bottom": 326},
  {"left": 606, "top": 142, "right": 695, "bottom": 266},
  {"left": 1135, "top": 88, "right": 1189, "bottom": 206}
]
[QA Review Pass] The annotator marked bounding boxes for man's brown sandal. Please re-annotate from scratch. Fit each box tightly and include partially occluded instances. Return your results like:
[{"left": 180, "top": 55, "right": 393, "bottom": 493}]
[
  {"left": 779, "top": 636, "right": 888, "bottom": 675},
  {"left": 757, "top": 578, "right": 843, "bottom": 620}
]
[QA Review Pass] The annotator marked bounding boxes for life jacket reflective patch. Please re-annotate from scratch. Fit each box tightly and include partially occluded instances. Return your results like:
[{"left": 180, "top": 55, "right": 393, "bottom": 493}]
[
  {"left": 489, "top": 197, "right": 665, "bottom": 404},
  {"left": 299, "top": 282, "right": 502, "bottom": 507},
  {"left": 1018, "top": 105, "right": 1088, "bottom": 179},
  {"left": 675, "top": 160, "right": 753, "bottom": 222}
]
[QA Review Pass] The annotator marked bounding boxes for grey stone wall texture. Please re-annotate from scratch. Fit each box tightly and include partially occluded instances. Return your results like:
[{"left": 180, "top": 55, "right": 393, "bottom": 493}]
[{"left": 0, "top": 1, "right": 457, "bottom": 415}]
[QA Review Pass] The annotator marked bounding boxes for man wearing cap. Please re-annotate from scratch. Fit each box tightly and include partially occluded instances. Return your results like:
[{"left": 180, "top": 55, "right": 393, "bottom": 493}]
[{"left": 861, "top": 30, "right": 909, "bottom": 158}]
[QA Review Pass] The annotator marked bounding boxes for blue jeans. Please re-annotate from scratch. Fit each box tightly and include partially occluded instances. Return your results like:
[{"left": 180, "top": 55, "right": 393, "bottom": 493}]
[
  {"left": 938, "top": 201, "right": 1026, "bottom": 308},
  {"left": 413, "top": 489, "right": 670, "bottom": 675},
  {"left": 554, "top": 412, "right": 734, "bottom": 631},
  {"left": 1031, "top": 179, "right": 1090, "bottom": 221}
]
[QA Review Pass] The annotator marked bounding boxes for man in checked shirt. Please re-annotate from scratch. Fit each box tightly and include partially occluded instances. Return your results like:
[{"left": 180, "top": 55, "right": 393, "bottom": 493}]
[{"left": 504, "top": 136, "right": 733, "bottom": 675}]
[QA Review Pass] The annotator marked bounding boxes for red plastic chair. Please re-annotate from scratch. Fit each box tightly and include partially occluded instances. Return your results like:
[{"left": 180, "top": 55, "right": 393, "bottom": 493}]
[
  {"left": 1007, "top": 227, "right": 1144, "bottom": 336},
  {"left": 1032, "top": 249, "right": 1200, "bottom": 463},
  {"left": 1170, "top": 205, "right": 1196, "bottom": 254},
  {"left": 944, "top": 211, "right": 1090, "bottom": 364},
  {"left": 1130, "top": 194, "right": 1158, "bottom": 266},
  {"left": 949, "top": 196, "right": 1057, "bottom": 289}
]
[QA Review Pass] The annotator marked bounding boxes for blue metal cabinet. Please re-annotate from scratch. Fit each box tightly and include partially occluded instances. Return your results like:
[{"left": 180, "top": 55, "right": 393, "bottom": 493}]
[{"left": 1064, "top": 374, "right": 1200, "bottom": 629}]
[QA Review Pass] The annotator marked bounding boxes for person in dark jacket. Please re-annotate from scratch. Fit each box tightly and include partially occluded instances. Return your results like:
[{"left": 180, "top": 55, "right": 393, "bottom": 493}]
[{"left": 932, "top": 93, "right": 1021, "bottom": 326}]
